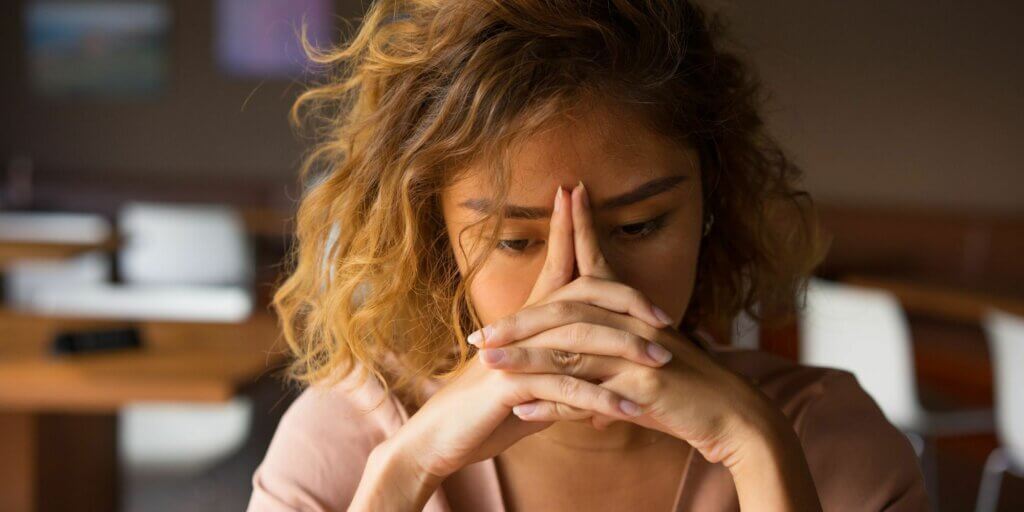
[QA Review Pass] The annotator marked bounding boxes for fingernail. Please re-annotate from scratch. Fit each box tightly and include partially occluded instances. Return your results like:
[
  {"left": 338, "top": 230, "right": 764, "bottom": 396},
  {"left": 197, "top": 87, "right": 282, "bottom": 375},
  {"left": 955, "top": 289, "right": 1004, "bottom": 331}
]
[
  {"left": 554, "top": 186, "right": 563, "bottom": 213},
  {"left": 513, "top": 403, "right": 537, "bottom": 416},
  {"left": 651, "top": 305, "right": 673, "bottom": 326},
  {"left": 577, "top": 180, "right": 589, "bottom": 208},
  {"left": 646, "top": 342, "right": 673, "bottom": 364},
  {"left": 619, "top": 399, "right": 642, "bottom": 417},
  {"left": 480, "top": 348, "right": 505, "bottom": 365},
  {"left": 467, "top": 325, "right": 494, "bottom": 346}
]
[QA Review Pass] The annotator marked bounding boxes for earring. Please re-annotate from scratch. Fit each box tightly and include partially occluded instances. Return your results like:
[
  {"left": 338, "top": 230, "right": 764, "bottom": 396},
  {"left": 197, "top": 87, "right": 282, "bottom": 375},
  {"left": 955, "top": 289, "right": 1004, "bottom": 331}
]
[{"left": 702, "top": 212, "right": 714, "bottom": 237}]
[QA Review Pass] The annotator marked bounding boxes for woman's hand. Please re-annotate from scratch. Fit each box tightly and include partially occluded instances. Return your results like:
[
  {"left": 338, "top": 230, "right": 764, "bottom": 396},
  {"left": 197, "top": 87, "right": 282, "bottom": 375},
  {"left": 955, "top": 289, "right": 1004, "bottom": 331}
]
[{"left": 473, "top": 182, "right": 822, "bottom": 511}]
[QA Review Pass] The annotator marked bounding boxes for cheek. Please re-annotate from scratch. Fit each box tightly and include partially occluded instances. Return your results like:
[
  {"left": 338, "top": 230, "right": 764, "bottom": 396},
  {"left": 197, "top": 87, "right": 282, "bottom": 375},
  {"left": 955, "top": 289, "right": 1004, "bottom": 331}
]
[
  {"left": 468, "top": 256, "right": 541, "bottom": 325},
  {"left": 609, "top": 225, "right": 701, "bottom": 324}
]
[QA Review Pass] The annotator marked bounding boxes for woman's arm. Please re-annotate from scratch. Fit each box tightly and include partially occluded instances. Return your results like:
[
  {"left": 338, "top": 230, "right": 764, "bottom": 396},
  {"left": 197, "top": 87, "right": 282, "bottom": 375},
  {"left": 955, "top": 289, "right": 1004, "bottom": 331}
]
[
  {"left": 727, "top": 396, "right": 822, "bottom": 512},
  {"left": 349, "top": 436, "right": 442, "bottom": 511}
]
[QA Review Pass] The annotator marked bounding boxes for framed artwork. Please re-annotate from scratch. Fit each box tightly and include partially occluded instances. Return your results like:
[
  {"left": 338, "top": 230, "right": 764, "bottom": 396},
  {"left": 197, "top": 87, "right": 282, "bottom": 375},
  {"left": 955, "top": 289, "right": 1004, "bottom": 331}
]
[
  {"left": 216, "top": 0, "right": 333, "bottom": 79},
  {"left": 25, "top": 1, "right": 171, "bottom": 99}
]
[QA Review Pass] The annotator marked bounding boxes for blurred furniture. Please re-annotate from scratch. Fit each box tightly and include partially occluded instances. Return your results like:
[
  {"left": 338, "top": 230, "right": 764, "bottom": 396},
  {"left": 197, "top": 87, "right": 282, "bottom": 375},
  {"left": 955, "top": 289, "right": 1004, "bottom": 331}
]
[
  {"left": 799, "top": 279, "right": 994, "bottom": 505},
  {"left": 111, "top": 203, "right": 256, "bottom": 479},
  {"left": 119, "top": 202, "right": 252, "bottom": 286},
  {"left": 0, "top": 310, "right": 284, "bottom": 512},
  {"left": 120, "top": 399, "right": 253, "bottom": 476},
  {"left": 0, "top": 202, "right": 271, "bottom": 511},
  {"left": 8, "top": 203, "right": 254, "bottom": 322},
  {"left": 844, "top": 275, "right": 1024, "bottom": 325},
  {"left": 975, "top": 310, "right": 1024, "bottom": 512},
  {"left": 0, "top": 212, "right": 115, "bottom": 267},
  {"left": 817, "top": 205, "right": 1024, "bottom": 299}
]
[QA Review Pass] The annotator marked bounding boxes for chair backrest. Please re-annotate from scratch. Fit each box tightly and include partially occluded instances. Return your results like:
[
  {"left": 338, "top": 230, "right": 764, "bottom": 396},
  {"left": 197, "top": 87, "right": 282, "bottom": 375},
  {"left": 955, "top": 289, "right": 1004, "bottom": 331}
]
[
  {"left": 982, "top": 309, "right": 1024, "bottom": 464},
  {"left": 799, "top": 278, "right": 923, "bottom": 429},
  {"left": 119, "top": 202, "right": 252, "bottom": 286}
]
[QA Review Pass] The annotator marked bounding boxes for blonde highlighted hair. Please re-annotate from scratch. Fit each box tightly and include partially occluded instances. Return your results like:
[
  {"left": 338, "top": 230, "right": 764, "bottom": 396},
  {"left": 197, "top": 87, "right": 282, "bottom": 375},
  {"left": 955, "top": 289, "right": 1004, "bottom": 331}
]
[{"left": 274, "top": 0, "right": 825, "bottom": 401}]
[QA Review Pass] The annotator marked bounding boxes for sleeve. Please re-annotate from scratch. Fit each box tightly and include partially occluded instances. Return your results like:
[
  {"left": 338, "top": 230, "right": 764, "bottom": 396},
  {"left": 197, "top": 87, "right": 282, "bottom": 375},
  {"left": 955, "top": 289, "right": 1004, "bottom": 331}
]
[
  {"left": 794, "top": 370, "right": 929, "bottom": 512},
  {"left": 246, "top": 381, "right": 399, "bottom": 512}
]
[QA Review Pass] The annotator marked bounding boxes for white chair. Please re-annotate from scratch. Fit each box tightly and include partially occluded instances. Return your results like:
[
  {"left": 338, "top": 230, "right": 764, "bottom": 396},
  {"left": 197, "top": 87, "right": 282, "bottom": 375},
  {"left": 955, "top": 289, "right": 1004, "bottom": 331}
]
[
  {"left": 13, "top": 203, "right": 254, "bottom": 322},
  {"left": 975, "top": 309, "right": 1024, "bottom": 512},
  {"left": 115, "top": 203, "right": 256, "bottom": 476},
  {"left": 800, "top": 278, "right": 993, "bottom": 504},
  {"left": 119, "top": 202, "right": 253, "bottom": 286}
]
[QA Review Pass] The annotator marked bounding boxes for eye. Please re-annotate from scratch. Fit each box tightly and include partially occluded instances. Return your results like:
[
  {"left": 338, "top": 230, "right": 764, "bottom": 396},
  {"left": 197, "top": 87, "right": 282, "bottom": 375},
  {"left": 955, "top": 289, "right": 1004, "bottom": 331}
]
[
  {"left": 614, "top": 213, "right": 669, "bottom": 240},
  {"left": 496, "top": 238, "right": 537, "bottom": 255}
]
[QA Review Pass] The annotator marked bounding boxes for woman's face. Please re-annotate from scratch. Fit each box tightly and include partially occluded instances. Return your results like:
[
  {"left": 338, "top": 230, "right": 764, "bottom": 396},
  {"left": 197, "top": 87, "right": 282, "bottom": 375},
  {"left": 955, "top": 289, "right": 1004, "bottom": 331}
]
[{"left": 441, "top": 101, "right": 704, "bottom": 328}]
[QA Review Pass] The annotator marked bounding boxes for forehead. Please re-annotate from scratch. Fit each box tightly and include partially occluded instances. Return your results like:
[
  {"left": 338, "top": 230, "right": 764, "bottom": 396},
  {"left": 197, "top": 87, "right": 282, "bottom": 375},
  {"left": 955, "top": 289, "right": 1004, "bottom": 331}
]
[{"left": 447, "top": 101, "right": 698, "bottom": 206}]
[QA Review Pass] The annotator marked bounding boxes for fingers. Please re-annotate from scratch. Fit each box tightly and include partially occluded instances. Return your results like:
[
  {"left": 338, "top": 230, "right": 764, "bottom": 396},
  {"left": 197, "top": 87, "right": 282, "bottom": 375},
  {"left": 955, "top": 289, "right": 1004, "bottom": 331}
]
[
  {"left": 523, "top": 186, "right": 575, "bottom": 306},
  {"left": 511, "top": 400, "right": 622, "bottom": 428},
  {"left": 505, "top": 373, "right": 643, "bottom": 420},
  {"left": 591, "top": 414, "right": 618, "bottom": 430},
  {"left": 512, "top": 401, "right": 592, "bottom": 422},
  {"left": 481, "top": 321, "right": 672, "bottom": 367},
  {"left": 541, "top": 275, "right": 673, "bottom": 329},
  {"left": 480, "top": 346, "right": 634, "bottom": 379},
  {"left": 469, "top": 300, "right": 667, "bottom": 358},
  {"left": 571, "top": 181, "right": 616, "bottom": 279}
]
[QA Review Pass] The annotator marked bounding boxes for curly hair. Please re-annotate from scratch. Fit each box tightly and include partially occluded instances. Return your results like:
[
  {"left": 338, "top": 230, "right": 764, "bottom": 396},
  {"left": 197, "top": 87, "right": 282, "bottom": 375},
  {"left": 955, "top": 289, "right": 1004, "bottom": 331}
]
[{"left": 274, "top": 0, "right": 826, "bottom": 401}]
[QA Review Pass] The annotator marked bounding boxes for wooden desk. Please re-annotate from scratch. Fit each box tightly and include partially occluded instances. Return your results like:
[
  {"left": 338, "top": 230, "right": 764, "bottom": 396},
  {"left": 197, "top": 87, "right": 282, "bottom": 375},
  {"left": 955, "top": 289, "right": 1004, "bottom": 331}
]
[
  {"left": 0, "top": 238, "right": 117, "bottom": 268},
  {"left": 0, "top": 310, "right": 286, "bottom": 512}
]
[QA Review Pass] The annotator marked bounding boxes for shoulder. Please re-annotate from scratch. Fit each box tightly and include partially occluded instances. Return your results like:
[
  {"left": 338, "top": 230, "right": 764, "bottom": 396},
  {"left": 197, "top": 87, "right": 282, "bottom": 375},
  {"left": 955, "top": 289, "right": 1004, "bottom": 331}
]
[
  {"left": 711, "top": 346, "right": 929, "bottom": 510},
  {"left": 247, "top": 368, "right": 407, "bottom": 512}
]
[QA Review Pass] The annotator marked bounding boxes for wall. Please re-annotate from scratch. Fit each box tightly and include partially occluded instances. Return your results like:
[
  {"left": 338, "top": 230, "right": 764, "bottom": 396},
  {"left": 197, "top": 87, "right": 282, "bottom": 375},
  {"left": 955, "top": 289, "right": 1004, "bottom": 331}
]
[
  {"left": 0, "top": 0, "right": 361, "bottom": 180},
  {"left": 718, "top": 0, "right": 1024, "bottom": 214},
  {"left": 2, "top": 1, "right": 1022, "bottom": 214}
]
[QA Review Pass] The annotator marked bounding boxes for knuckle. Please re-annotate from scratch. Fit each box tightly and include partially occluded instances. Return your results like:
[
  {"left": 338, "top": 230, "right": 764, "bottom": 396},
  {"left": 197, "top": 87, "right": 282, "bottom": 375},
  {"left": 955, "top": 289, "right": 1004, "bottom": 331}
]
[
  {"left": 495, "top": 313, "right": 517, "bottom": 336},
  {"left": 620, "top": 331, "right": 647, "bottom": 358},
  {"left": 633, "top": 367, "right": 664, "bottom": 397},
  {"left": 551, "top": 401, "right": 572, "bottom": 418},
  {"left": 502, "top": 347, "right": 525, "bottom": 368},
  {"left": 542, "top": 258, "right": 569, "bottom": 281},
  {"left": 550, "top": 349, "right": 583, "bottom": 375},
  {"left": 566, "top": 322, "right": 591, "bottom": 348},
  {"left": 629, "top": 287, "right": 650, "bottom": 306},
  {"left": 548, "top": 300, "right": 578, "bottom": 319},
  {"left": 557, "top": 375, "right": 582, "bottom": 400},
  {"left": 507, "top": 312, "right": 519, "bottom": 329},
  {"left": 492, "top": 370, "right": 519, "bottom": 393},
  {"left": 595, "top": 388, "right": 620, "bottom": 411}
]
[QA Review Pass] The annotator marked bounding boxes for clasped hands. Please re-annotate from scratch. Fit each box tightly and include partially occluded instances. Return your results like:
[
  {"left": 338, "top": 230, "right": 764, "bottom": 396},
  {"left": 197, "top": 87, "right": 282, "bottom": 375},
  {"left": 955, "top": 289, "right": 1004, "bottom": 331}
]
[{"left": 470, "top": 181, "right": 777, "bottom": 462}]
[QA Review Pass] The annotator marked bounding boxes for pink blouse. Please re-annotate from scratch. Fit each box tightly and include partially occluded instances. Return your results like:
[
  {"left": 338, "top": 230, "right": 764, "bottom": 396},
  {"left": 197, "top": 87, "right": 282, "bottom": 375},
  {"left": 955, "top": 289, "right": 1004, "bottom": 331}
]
[{"left": 247, "top": 343, "right": 928, "bottom": 511}]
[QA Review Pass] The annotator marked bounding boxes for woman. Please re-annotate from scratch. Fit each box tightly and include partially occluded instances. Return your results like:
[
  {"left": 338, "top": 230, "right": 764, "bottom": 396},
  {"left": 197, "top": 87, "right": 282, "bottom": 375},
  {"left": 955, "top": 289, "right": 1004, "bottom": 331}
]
[{"left": 250, "top": 1, "right": 927, "bottom": 510}]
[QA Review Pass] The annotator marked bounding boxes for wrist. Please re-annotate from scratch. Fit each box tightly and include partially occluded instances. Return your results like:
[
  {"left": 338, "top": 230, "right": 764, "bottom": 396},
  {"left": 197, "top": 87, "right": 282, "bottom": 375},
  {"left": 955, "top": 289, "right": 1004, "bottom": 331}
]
[
  {"left": 374, "top": 435, "right": 445, "bottom": 493},
  {"left": 727, "top": 398, "right": 822, "bottom": 512},
  {"left": 351, "top": 436, "right": 443, "bottom": 511}
]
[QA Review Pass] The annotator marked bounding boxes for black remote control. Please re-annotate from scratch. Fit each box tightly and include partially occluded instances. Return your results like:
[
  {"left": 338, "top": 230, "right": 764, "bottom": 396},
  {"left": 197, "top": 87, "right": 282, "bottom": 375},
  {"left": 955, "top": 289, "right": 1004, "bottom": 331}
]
[{"left": 51, "top": 327, "right": 143, "bottom": 355}]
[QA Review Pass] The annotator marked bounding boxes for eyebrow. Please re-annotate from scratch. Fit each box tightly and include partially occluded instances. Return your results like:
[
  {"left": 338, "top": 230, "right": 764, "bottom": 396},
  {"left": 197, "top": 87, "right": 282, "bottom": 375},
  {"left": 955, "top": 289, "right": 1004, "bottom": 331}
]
[{"left": 458, "top": 174, "right": 688, "bottom": 220}]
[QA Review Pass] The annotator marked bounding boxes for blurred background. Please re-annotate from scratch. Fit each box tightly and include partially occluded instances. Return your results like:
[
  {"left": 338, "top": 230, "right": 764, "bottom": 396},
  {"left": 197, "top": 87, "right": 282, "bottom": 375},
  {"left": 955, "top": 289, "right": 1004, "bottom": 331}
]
[{"left": 0, "top": 1, "right": 1021, "bottom": 511}]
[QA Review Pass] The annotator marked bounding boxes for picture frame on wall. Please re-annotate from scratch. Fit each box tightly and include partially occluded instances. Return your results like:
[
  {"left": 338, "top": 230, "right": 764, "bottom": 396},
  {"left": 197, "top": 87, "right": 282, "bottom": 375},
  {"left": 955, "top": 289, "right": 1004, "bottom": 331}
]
[
  {"left": 215, "top": 0, "right": 334, "bottom": 79},
  {"left": 25, "top": 1, "right": 171, "bottom": 99}
]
